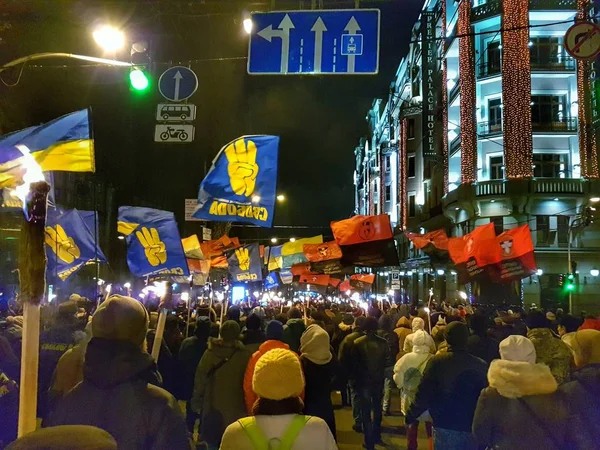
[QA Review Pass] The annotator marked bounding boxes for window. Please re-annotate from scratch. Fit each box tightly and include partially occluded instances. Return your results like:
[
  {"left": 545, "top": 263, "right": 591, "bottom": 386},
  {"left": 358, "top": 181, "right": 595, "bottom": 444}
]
[
  {"left": 407, "top": 118, "right": 416, "bottom": 139},
  {"left": 385, "top": 154, "right": 391, "bottom": 172},
  {"left": 373, "top": 183, "right": 379, "bottom": 204},
  {"left": 492, "top": 217, "right": 503, "bottom": 235},
  {"left": 533, "top": 153, "right": 568, "bottom": 178},
  {"left": 489, "top": 155, "right": 504, "bottom": 180},
  {"left": 408, "top": 193, "right": 416, "bottom": 217},
  {"left": 385, "top": 185, "right": 391, "bottom": 202},
  {"left": 531, "top": 95, "right": 567, "bottom": 124},
  {"left": 486, "top": 41, "right": 501, "bottom": 75},
  {"left": 557, "top": 215, "right": 569, "bottom": 246},
  {"left": 536, "top": 216, "right": 551, "bottom": 246},
  {"left": 408, "top": 155, "right": 416, "bottom": 178},
  {"left": 488, "top": 98, "right": 502, "bottom": 132},
  {"left": 530, "top": 37, "right": 563, "bottom": 66}
]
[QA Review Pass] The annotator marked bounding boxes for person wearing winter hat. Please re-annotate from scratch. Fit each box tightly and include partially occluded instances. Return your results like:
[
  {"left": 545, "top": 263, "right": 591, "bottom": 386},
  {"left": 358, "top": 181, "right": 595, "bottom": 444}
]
[
  {"left": 352, "top": 316, "right": 390, "bottom": 450},
  {"left": 283, "top": 308, "right": 307, "bottom": 354},
  {"left": 47, "top": 295, "right": 190, "bottom": 450},
  {"left": 243, "top": 320, "right": 295, "bottom": 414},
  {"left": 473, "top": 335, "right": 569, "bottom": 450},
  {"left": 220, "top": 348, "right": 337, "bottom": 449},
  {"left": 404, "top": 317, "right": 436, "bottom": 354},
  {"left": 178, "top": 315, "right": 212, "bottom": 431},
  {"left": 193, "top": 320, "right": 252, "bottom": 449},
  {"left": 406, "top": 322, "right": 487, "bottom": 450},
  {"left": 559, "top": 329, "right": 600, "bottom": 448},
  {"left": 300, "top": 324, "right": 337, "bottom": 439},
  {"left": 394, "top": 330, "right": 434, "bottom": 450},
  {"left": 526, "top": 310, "right": 573, "bottom": 384},
  {"left": 242, "top": 312, "right": 267, "bottom": 352},
  {"left": 6, "top": 425, "right": 117, "bottom": 450},
  {"left": 394, "top": 316, "right": 413, "bottom": 359}
]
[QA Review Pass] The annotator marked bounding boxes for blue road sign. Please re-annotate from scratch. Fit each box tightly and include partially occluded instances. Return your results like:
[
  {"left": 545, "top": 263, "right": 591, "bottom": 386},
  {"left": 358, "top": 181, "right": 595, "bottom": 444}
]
[
  {"left": 248, "top": 9, "right": 380, "bottom": 75},
  {"left": 158, "top": 66, "right": 198, "bottom": 102}
]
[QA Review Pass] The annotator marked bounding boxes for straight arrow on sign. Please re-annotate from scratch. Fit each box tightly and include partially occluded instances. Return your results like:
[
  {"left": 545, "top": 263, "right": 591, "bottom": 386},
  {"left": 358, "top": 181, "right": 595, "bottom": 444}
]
[
  {"left": 173, "top": 71, "right": 183, "bottom": 101},
  {"left": 311, "top": 17, "right": 327, "bottom": 73},
  {"left": 345, "top": 16, "right": 361, "bottom": 73}
]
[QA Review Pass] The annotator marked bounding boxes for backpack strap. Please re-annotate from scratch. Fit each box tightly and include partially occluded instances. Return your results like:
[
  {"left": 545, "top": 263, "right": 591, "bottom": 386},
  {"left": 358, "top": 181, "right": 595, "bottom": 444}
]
[
  {"left": 238, "top": 417, "right": 269, "bottom": 450},
  {"left": 279, "top": 415, "right": 311, "bottom": 450}
]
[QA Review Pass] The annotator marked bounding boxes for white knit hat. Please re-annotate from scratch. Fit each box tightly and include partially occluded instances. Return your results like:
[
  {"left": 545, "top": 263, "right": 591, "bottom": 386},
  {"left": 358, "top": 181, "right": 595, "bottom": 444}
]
[{"left": 499, "top": 335, "right": 536, "bottom": 364}]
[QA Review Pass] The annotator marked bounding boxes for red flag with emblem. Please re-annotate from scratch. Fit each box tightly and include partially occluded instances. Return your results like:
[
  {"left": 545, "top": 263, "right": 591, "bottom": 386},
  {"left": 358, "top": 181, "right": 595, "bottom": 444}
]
[
  {"left": 339, "top": 279, "right": 351, "bottom": 292},
  {"left": 303, "top": 241, "right": 343, "bottom": 262},
  {"left": 405, "top": 230, "right": 449, "bottom": 251},
  {"left": 298, "top": 273, "right": 330, "bottom": 286},
  {"left": 331, "top": 214, "right": 394, "bottom": 245},
  {"left": 448, "top": 223, "right": 498, "bottom": 283},
  {"left": 491, "top": 224, "right": 537, "bottom": 283}
]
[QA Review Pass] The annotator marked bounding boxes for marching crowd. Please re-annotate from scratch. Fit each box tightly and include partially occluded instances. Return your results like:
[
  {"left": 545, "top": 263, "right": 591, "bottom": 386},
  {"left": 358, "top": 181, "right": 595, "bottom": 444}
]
[{"left": 1, "top": 293, "right": 600, "bottom": 450}]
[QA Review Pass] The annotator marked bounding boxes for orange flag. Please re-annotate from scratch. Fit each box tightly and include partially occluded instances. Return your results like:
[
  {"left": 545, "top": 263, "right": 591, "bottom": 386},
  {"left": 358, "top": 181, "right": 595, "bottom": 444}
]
[
  {"left": 331, "top": 214, "right": 394, "bottom": 246},
  {"left": 299, "top": 273, "right": 330, "bottom": 286},
  {"left": 350, "top": 273, "right": 375, "bottom": 284},
  {"left": 405, "top": 229, "right": 449, "bottom": 251},
  {"left": 448, "top": 223, "right": 498, "bottom": 283},
  {"left": 492, "top": 224, "right": 537, "bottom": 282},
  {"left": 291, "top": 263, "right": 311, "bottom": 276},
  {"left": 303, "top": 241, "right": 343, "bottom": 262}
]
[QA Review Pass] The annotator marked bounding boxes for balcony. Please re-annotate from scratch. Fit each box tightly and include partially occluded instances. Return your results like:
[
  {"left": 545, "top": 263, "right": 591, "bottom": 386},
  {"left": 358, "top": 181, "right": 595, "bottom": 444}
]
[
  {"left": 477, "top": 63, "right": 501, "bottom": 79},
  {"left": 449, "top": 82, "right": 460, "bottom": 104},
  {"left": 478, "top": 121, "right": 503, "bottom": 137},
  {"left": 472, "top": 0, "right": 577, "bottom": 22},
  {"left": 531, "top": 55, "right": 576, "bottom": 72},
  {"left": 477, "top": 117, "right": 577, "bottom": 137},
  {"left": 450, "top": 135, "right": 461, "bottom": 154}
]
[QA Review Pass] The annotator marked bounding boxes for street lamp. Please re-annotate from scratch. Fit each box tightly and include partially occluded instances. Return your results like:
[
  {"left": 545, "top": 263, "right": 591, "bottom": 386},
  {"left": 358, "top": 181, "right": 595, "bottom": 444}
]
[
  {"left": 277, "top": 194, "right": 285, "bottom": 202},
  {"left": 289, "top": 237, "right": 296, "bottom": 242},
  {"left": 252, "top": 195, "right": 261, "bottom": 203},
  {"left": 271, "top": 237, "right": 278, "bottom": 243},
  {"left": 243, "top": 18, "right": 253, "bottom": 34},
  {"left": 591, "top": 268, "right": 600, "bottom": 277},
  {"left": 93, "top": 26, "right": 125, "bottom": 52}
]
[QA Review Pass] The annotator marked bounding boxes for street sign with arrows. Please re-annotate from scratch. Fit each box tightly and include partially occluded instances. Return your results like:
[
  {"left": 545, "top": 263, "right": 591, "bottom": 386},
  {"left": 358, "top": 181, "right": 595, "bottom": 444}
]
[
  {"left": 248, "top": 9, "right": 380, "bottom": 75},
  {"left": 158, "top": 66, "right": 199, "bottom": 102}
]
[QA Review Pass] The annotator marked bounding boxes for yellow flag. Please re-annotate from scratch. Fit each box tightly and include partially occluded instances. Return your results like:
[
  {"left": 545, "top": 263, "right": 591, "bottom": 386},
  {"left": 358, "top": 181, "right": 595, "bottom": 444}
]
[{"left": 281, "top": 235, "right": 323, "bottom": 256}]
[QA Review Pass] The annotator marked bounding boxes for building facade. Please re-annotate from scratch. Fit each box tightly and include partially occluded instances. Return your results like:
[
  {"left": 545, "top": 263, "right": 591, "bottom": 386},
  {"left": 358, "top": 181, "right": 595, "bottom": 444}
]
[{"left": 354, "top": 0, "right": 600, "bottom": 312}]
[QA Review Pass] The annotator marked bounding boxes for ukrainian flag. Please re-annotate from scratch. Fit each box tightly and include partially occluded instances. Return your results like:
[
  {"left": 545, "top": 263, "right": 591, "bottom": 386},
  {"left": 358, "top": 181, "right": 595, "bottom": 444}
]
[{"left": 0, "top": 109, "right": 94, "bottom": 188}]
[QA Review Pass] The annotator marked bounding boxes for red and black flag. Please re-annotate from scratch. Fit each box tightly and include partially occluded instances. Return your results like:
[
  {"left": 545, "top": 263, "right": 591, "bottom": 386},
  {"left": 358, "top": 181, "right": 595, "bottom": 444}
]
[
  {"left": 296, "top": 273, "right": 330, "bottom": 294},
  {"left": 405, "top": 229, "right": 449, "bottom": 252},
  {"left": 490, "top": 224, "right": 537, "bottom": 283},
  {"left": 304, "top": 241, "right": 344, "bottom": 274},
  {"left": 350, "top": 273, "right": 375, "bottom": 292},
  {"left": 331, "top": 215, "right": 399, "bottom": 267},
  {"left": 448, "top": 223, "right": 497, "bottom": 284}
]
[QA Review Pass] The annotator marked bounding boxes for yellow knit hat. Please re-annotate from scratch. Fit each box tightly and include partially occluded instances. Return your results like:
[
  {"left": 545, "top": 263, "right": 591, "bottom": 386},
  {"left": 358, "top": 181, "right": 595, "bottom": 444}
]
[{"left": 252, "top": 348, "right": 305, "bottom": 401}]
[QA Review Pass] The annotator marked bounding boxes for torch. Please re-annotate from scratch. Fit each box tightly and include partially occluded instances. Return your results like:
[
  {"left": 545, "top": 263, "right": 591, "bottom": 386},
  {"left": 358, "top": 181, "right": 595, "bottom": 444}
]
[
  {"left": 18, "top": 179, "right": 50, "bottom": 437},
  {"left": 151, "top": 281, "right": 172, "bottom": 361}
]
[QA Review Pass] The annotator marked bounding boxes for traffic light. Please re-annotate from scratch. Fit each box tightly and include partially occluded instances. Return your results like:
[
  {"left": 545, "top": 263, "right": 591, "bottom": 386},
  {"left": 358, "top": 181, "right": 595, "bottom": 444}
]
[
  {"left": 130, "top": 40, "right": 150, "bottom": 92},
  {"left": 584, "top": 206, "right": 596, "bottom": 226},
  {"left": 565, "top": 273, "right": 576, "bottom": 292}
]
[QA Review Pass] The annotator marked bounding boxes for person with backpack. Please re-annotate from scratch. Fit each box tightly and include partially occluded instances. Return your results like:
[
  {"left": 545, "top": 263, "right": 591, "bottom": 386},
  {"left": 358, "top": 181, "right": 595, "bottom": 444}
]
[
  {"left": 393, "top": 329, "right": 433, "bottom": 450},
  {"left": 220, "top": 348, "right": 337, "bottom": 449}
]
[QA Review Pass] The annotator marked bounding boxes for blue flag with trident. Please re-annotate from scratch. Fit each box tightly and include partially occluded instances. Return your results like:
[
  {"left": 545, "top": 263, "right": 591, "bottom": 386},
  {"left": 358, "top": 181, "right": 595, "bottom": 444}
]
[
  {"left": 193, "top": 135, "right": 280, "bottom": 227},
  {"left": 118, "top": 206, "right": 189, "bottom": 278}
]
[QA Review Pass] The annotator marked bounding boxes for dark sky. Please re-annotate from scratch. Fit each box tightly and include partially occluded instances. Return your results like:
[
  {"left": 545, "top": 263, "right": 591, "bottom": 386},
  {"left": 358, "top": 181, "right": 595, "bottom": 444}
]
[{"left": 0, "top": 0, "right": 423, "bottom": 232}]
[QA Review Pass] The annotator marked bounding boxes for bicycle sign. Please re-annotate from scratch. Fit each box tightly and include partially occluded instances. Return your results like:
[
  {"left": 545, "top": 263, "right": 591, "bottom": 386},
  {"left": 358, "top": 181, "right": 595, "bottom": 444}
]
[{"left": 154, "top": 124, "right": 195, "bottom": 143}]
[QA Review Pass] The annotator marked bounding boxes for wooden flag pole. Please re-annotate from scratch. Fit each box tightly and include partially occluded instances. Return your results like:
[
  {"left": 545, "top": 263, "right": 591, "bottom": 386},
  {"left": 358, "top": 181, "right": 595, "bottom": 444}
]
[
  {"left": 18, "top": 181, "right": 50, "bottom": 437},
  {"left": 151, "top": 282, "right": 172, "bottom": 361}
]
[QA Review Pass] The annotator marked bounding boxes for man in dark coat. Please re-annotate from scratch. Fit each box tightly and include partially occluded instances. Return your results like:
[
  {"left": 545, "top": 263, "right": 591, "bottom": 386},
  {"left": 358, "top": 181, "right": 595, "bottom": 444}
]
[
  {"left": 241, "top": 313, "right": 266, "bottom": 352},
  {"left": 338, "top": 316, "right": 366, "bottom": 432},
  {"left": 406, "top": 321, "right": 487, "bottom": 450},
  {"left": 47, "top": 295, "right": 190, "bottom": 450},
  {"left": 283, "top": 308, "right": 306, "bottom": 354},
  {"left": 178, "top": 316, "right": 211, "bottom": 432},
  {"left": 352, "top": 317, "right": 390, "bottom": 450},
  {"left": 378, "top": 314, "right": 400, "bottom": 415}
]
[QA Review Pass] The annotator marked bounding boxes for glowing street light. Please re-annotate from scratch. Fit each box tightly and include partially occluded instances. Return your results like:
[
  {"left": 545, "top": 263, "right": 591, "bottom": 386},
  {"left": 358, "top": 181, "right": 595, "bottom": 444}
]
[
  {"left": 289, "top": 237, "right": 296, "bottom": 242},
  {"left": 123, "top": 282, "right": 131, "bottom": 289},
  {"left": 591, "top": 268, "right": 600, "bottom": 277},
  {"left": 243, "top": 18, "right": 253, "bottom": 34},
  {"left": 93, "top": 26, "right": 125, "bottom": 52},
  {"left": 271, "top": 237, "right": 278, "bottom": 243},
  {"left": 277, "top": 194, "right": 285, "bottom": 202},
  {"left": 252, "top": 195, "right": 261, "bottom": 203}
]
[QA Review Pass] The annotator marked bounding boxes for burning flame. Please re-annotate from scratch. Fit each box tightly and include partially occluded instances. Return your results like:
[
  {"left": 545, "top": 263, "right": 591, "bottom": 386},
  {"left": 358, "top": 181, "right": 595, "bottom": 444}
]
[{"left": 11, "top": 145, "right": 45, "bottom": 204}]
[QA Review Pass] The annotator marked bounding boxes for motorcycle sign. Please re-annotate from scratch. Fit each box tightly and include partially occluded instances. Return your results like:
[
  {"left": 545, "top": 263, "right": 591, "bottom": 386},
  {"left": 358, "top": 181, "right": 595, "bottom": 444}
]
[{"left": 154, "top": 124, "right": 195, "bottom": 143}]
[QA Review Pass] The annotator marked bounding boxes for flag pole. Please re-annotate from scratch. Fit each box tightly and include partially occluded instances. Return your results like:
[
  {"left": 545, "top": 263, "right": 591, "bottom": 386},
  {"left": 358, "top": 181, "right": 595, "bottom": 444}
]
[
  {"left": 18, "top": 181, "right": 50, "bottom": 437},
  {"left": 151, "top": 282, "right": 172, "bottom": 361}
]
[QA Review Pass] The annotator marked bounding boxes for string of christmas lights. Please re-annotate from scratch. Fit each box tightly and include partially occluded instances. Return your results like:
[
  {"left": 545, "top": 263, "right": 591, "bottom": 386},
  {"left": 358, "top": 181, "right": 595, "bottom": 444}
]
[
  {"left": 458, "top": 0, "right": 477, "bottom": 183},
  {"left": 378, "top": 149, "right": 385, "bottom": 211},
  {"left": 441, "top": 1, "right": 449, "bottom": 194},
  {"left": 502, "top": 0, "right": 533, "bottom": 178},
  {"left": 400, "top": 118, "right": 408, "bottom": 229}
]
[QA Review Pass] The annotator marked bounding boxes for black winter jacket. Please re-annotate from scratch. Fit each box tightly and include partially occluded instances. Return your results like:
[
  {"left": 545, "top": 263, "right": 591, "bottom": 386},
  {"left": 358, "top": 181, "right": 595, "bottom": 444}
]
[{"left": 352, "top": 332, "right": 390, "bottom": 386}]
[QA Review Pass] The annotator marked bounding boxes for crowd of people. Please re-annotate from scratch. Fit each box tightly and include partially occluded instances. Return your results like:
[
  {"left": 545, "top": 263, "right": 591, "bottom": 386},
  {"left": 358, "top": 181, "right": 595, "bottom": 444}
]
[{"left": 1, "top": 293, "right": 600, "bottom": 449}]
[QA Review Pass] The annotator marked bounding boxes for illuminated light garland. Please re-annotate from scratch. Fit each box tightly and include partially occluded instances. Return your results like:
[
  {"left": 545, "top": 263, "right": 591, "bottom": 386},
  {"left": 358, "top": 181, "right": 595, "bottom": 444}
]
[
  {"left": 441, "top": 0, "right": 449, "bottom": 194},
  {"left": 502, "top": 0, "right": 533, "bottom": 178},
  {"left": 400, "top": 118, "right": 408, "bottom": 229},
  {"left": 458, "top": 0, "right": 477, "bottom": 183},
  {"left": 576, "top": 0, "right": 599, "bottom": 178},
  {"left": 379, "top": 148, "right": 385, "bottom": 211}
]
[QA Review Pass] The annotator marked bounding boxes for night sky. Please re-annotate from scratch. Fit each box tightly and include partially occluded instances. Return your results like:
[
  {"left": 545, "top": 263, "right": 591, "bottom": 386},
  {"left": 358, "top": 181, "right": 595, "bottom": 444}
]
[{"left": 0, "top": 0, "right": 423, "bottom": 232}]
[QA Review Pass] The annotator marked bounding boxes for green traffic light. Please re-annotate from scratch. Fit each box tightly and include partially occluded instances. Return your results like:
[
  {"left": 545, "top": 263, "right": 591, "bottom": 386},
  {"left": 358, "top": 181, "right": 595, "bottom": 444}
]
[
  {"left": 566, "top": 283, "right": 575, "bottom": 291},
  {"left": 129, "top": 69, "right": 149, "bottom": 91}
]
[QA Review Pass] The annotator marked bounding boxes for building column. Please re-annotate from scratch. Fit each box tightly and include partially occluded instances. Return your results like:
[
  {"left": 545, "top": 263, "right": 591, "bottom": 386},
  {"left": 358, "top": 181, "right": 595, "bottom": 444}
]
[
  {"left": 458, "top": 0, "right": 477, "bottom": 183},
  {"left": 399, "top": 118, "right": 408, "bottom": 229},
  {"left": 502, "top": 0, "right": 533, "bottom": 178}
]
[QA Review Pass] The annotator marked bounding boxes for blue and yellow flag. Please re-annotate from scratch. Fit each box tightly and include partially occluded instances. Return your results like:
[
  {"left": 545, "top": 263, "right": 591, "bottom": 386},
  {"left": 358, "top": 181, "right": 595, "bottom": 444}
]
[
  {"left": 193, "top": 135, "right": 279, "bottom": 227},
  {"left": 45, "top": 207, "right": 107, "bottom": 281},
  {"left": 227, "top": 242, "right": 263, "bottom": 282},
  {"left": 281, "top": 235, "right": 323, "bottom": 268},
  {"left": 264, "top": 271, "right": 281, "bottom": 290},
  {"left": 118, "top": 206, "right": 189, "bottom": 278},
  {"left": 0, "top": 109, "right": 94, "bottom": 188}
]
